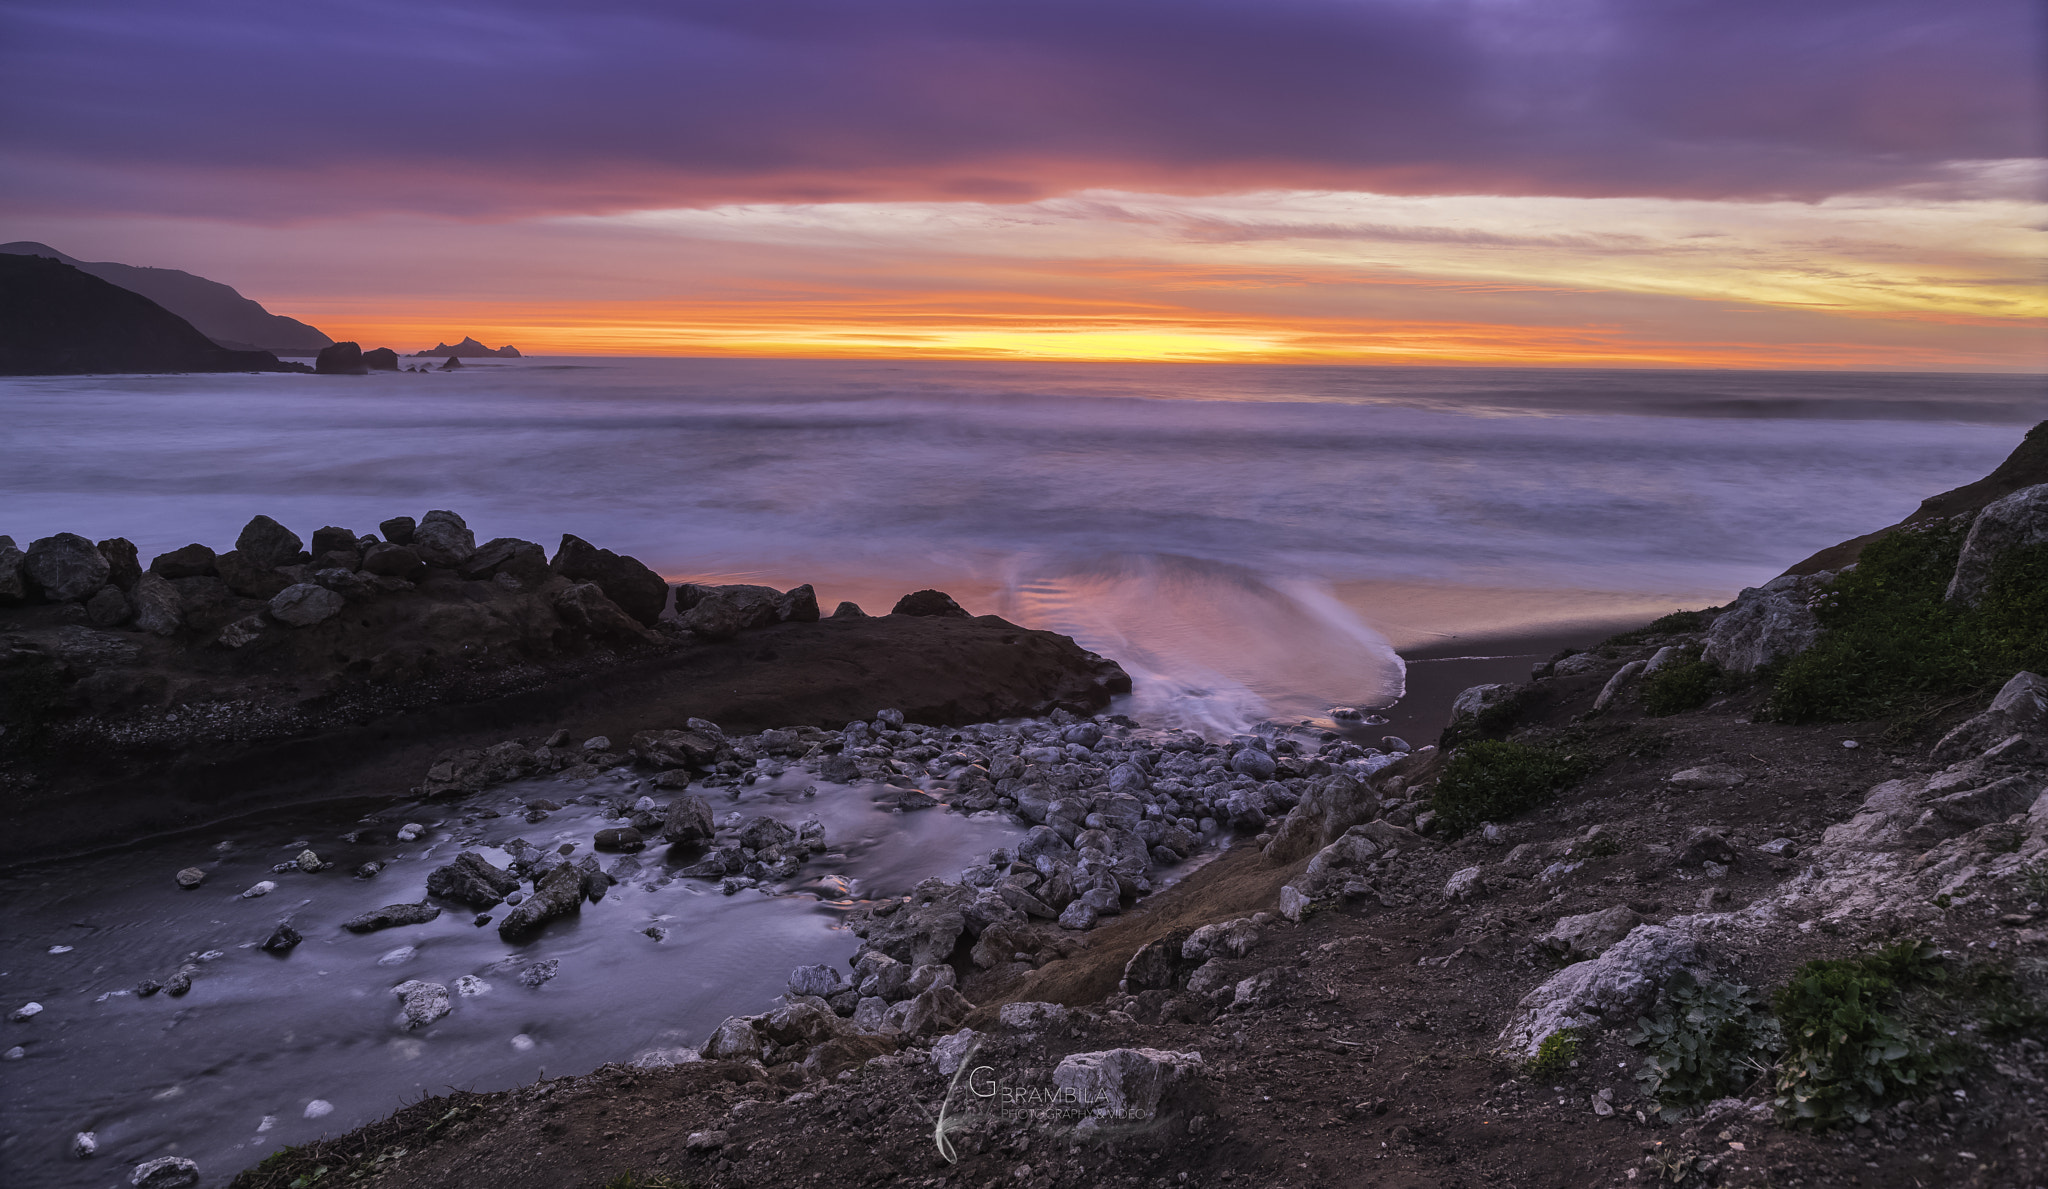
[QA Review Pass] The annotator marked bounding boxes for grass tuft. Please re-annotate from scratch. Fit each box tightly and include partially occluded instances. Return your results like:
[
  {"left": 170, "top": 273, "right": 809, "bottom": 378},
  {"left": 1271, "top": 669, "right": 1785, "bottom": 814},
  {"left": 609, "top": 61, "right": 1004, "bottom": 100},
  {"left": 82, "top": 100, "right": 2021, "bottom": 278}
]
[{"left": 1430, "top": 739, "right": 1589, "bottom": 834}]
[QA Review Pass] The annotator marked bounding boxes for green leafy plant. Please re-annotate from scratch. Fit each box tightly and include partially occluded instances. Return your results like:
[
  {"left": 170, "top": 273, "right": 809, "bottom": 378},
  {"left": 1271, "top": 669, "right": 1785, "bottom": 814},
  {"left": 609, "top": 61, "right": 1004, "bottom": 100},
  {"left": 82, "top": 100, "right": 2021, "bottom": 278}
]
[
  {"left": 1627, "top": 971, "right": 1783, "bottom": 1122},
  {"left": 1640, "top": 657, "right": 1721, "bottom": 717},
  {"left": 1529, "top": 1027, "right": 1582, "bottom": 1075},
  {"left": 1431, "top": 740, "right": 1589, "bottom": 834},
  {"left": 1764, "top": 519, "right": 2048, "bottom": 723},
  {"left": 1772, "top": 941, "right": 1956, "bottom": 1129},
  {"left": 2019, "top": 859, "right": 2048, "bottom": 901}
]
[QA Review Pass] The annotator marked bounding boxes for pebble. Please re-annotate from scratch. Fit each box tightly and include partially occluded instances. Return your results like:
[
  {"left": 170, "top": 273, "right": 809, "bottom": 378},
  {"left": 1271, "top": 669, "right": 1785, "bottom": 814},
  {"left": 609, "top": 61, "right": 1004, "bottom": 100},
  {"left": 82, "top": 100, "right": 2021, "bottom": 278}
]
[
  {"left": 376, "top": 946, "right": 417, "bottom": 967},
  {"left": 511, "top": 1033, "right": 536, "bottom": 1051},
  {"left": 72, "top": 1131, "right": 97, "bottom": 1158},
  {"left": 49, "top": 945, "right": 73, "bottom": 954},
  {"left": 396, "top": 823, "right": 425, "bottom": 842},
  {"left": 455, "top": 975, "right": 491, "bottom": 996},
  {"left": 174, "top": 867, "right": 207, "bottom": 889},
  {"left": 303, "top": 1099, "right": 334, "bottom": 1119},
  {"left": 2, "top": 1046, "right": 24, "bottom": 1060},
  {"left": 239, "top": 881, "right": 277, "bottom": 899},
  {"left": 10, "top": 1002, "right": 44, "bottom": 1021}
]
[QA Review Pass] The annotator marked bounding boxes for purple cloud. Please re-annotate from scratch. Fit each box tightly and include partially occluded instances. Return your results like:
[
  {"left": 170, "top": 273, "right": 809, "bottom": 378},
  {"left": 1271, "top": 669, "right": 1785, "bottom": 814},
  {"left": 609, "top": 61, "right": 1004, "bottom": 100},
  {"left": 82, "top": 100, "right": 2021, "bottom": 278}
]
[{"left": 0, "top": 0, "right": 2036, "bottom": 219}]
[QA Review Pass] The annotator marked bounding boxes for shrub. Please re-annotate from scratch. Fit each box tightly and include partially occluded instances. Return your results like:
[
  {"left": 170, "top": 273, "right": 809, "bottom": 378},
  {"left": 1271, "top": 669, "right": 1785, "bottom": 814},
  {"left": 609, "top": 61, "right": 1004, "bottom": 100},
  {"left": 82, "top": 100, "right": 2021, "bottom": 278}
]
[
  {"left": 1529, "top": 1028, "right": 1582, "bottom": 1075},
  {"left": 1772, "top": 942, "right": 1955, "bottom": 1129},
  {"left": 1430, "top": 739, "right": 1589, "bottom": 834},
  {"left": 1628, "top": 971, "right": 1783, "bottom": 1122},
  {"left": 1641, "top": 657, "right": 1721, "bottom": 716},
  {"left": 1764, "top": 520, "right": 2048, "bottom": 723}
]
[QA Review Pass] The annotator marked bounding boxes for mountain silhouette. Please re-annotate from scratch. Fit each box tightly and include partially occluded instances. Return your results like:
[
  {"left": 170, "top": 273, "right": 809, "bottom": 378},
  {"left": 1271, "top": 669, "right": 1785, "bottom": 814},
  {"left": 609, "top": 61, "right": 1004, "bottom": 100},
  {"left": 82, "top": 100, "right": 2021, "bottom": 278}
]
[
  {"left": 414, "top": 336, "right": 522, "bottom": 358},
  {"left": 0, "top": 241, "right": 332, "bottom": 354},
  {"left": 0, "top": 254, "right": 309, "bottom": 375}
]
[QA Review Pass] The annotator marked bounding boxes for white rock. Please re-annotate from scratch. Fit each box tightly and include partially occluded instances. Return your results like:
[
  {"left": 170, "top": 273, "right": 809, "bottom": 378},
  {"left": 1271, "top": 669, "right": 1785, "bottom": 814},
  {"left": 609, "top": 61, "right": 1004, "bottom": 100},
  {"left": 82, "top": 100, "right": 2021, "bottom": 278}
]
[
  {"left": 1594, "top": 660, "right": 1647, "bottom": 712},
  {"left": 1498, "top": 925, "right": 1701, "bottom": 1058},
  {"left": 1182, "top": 918, "right": 1260, "bottom": 961},
  {"left": 511, "top": 1034, "right": 536, "bottom": 1051},
  {"left": 996, "top": 1001, "right": 1071, "bottom": 1032},
  {"left": 376, "top": 946, "right": 417, "bottom": 967},
  {"left": 72, "top": 1131, "right": 97, "bottom": 1158},
  {"left": 303, "top": 1099, "right": 334, "bottom": 1119},
  {"left": 1701, "top": 586, "right": 1819, "bottom": 676},
  {"left": 701, "top": 1015, "right": 764, "bottom": 1060},
  {"left": 1051, "top": 1047, "right": 1204, "bottom": 1121},
  {"left": 931, "top": 1028, "right": 981, "bottom": 1076},
  {"left": 454, "top": 975, "right": 491, "bottom": 996},
  {"left": 1666, "top": 764, "right": 1746, "bottom": 790},
  {"left": 1278, "top": 884, "right": 1310, "bottom": 921},
  {"left": 787, "top": 963, "right": 846, "bottom": 998},
  {"left": 9, "top": 1002, "right": 43, "bottom": 1021},
  {"left": 395, "top": 823, "right": 424, "bottom": 842},
  {"left": 129, "top": 1156, "right": 201, "bottom": 1187},
  {"left": 391, "top": 980, "right": 451, "bottom": 1030},
  {"left": 2, "top": 1046, "right": 24, "bottom": 1060},
  {"left": 1443, "top": 866, "right": 1486, "bottom": 903},
  {"left": 1946, "top": 484, "right": 2048, "bottom": 606},
  {"left": 239, "top": 881, "right": 277, "bottom": 899}
]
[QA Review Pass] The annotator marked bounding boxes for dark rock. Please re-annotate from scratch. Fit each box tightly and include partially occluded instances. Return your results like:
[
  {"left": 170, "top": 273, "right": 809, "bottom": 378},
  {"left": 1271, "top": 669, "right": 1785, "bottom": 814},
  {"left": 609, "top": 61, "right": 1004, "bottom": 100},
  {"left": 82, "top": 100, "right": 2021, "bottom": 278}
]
[
  {"left": 313, "top": 567, "right": 374, "bottom": 602},
  {"left": 361, "top": 542, "right": 426, "bottom": 581},
  {"left": 414, "top": 336, "right": 520, "bottom": 358},
  {"left": 550, "top": 534, "right": 667, "bottom": 626},
  {"left": 128, "top": 1155, "right": 202, "bottom": 1188},
  {"left": 96, "top": 538, "right": 141, "bottom": 590},
  {"left": 1947, "top": 484, "right": 2048, "bottom": 606},
  {"left": 738, "top": 816, "right": 798, "bottom": 852},
  {"left": 315, "top": 341, "right": 369, "bottom": 375},
  {"left": 269, "top": 583, "right": 345, "bottom": 627},
  {"left": 261, "top": 923, "right": 302, "bottom": 953},
  {"left": 362, "top": 347, "right": 400, "bottom": 370},
  {"left": 497, "top": 864, "right": 584, "bottom": 942},
  {"left": 426, "top": 851, "right": 523, "bottom": 908},
  {"left": 632, "top": 728, "right": 725, "bottom": 769},
  {"left": 891, "top": 589, "right": 971, "bottom": 618},
  {"left": 778, "top": 583, "right": 821, "bottom": 623},
  {"left": 438, "top": 355, "right": 463, "bottom": 370},
  {"left": 594, "top": 827, "right": 646, "bottom": 852},
  {"left": 0, "top": 240, "right": 332, "bottom": 354},
  {"left": 309, "top": 526, "right": 358, "bottom": 556},
  {"left": 0, "top": 536, "right": 23, "bottom": 603},
  {"left": 213, "top": 550, "right": 290, "bottom": 599},
  {"left": 831, "top": 601, "right": 867, "bottom": 618},
  {"left": 85, "top": 585, "right": 133, "bottom": 627},
  {"left": 378, "top": 516, "right": 417, "bottom": 545},
  {"left": 676, "top": 584, "right": 783, "bottom": 639},
  {"left": 311, "top": 549, "right": 361, "bottom": 573},
  {"left": 554, "top": 582, "right": 654, "bottom": 642},
  {"left": 662, "top": 793, "right": 716, "bottom": 842},
  {"left": 341, "top": 901, "right": 442, "bottom": 932},
  {"left": 457, "top": 537, "right": 550, "bottom": 583},
  {"left": 422, "top": 742, "right": 538, "bottom": 797},
  {"left": 1677, "top": 828, "right": 1737, "bottom": 867},
  {"left": 148, "top": 543, "right": 216, "bottom": 580},
  {"left": 25, "top": 532, "right": 110, "bottom": 601},
  {"left": 0, "top": 253, "right": 304, "bottom": 376},
  {"left": 235, "top": 515, "right": 303, "bottom": 568},
  {"left": 410, "top": 510, "right": 475, "bottom": 568}
]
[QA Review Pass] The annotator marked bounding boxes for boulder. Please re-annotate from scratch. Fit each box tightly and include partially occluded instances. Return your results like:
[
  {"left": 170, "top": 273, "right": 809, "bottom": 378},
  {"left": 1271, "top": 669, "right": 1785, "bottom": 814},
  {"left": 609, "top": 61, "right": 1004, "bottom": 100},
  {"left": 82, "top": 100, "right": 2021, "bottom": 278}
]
[
  {"left": 891, "top": 589, "right": 972, "bottom": 617},
  {"left": 701, "top": 1016, "right": 765, "bottom": 1061},
  {"left": 86, "top": 584, "right": 133, "bottom": 626},
  {"left": 315, "top": 341, "right": 369, "bottom": 375},
  {"left": 310, "top": 526, "right": 358, "bottom": 555},
  {"left": 1183, "top": 918, "right": 1260, "bottom": 961},
  {"left": 1932, "top": 671, "right": 2048, "bottom": 762},
  {"left": 1227, "top": 747, "right": 1277, "bottom": 781},
  {"left": 662, "top": 792, "right": 716, "bottom": 843},
  {"left": 1946, "top": 484, "right": 2048, "bottom": 606},
  {"left": 392, "top": 980, "right": 451, "bottom": 1029},
  {"left": 0, "top": 536, "right": 23, "bottom": 602},
  {"left": 931, "top": 1027, "right": 980, "bottom": 1076},
  {"left": 129, "top": 1156, "right": 201, "bottom": 1188},
  {"left": 268, "top": 583, "right": 345, "bottom": 627},
  {"left": 362, "top": 347, "right": 400, "bottom": 370},
  {"left": 676, "top": 584, "right": 784, "bottom": 640},
  {"left": 789, "top": 964, "right": 848, "bottom": 998},
  {"left": 1594, "top": 660, "right": 1647, "bottom": 711},
  {"left": 1121, "top": 927, "right": 1198, "bottom": 992},
  {"left": 851, "top": 881, "right": 974, "bottom": 967},
  {"left": 359, "top": 541, "right": 425, "bottom": 580},
  {"left": 261, "top": 923, "right": 302, "bottom": 953},
  {"left": 550, "top": 534, "right": 667, "bottom": 625},
  {"left": 378, "top": 516, "right": 416, "bottom": 545},
  {"left": 777, "top": 583, "right": 821, "bottom": 623},
  {"left": 1677, "top": 828, "right": 1736, "bottom": 866},
  {"left": 148, "top": 543, "right": 217, "bottom": 580},
  {"left": 214, "top": 550, "right": 290, "bottom": 599},
  {"left": 593, "top": 827, "right": 645, "bottom": 852},
  {"left": 1442, "top": 865, "right": 1486, "bottom": 903},
  {"left": 131, "top": 573, "right": 183, "bottom": 636},
  {"left": 831, "top": 601, "right": 867, "bottom": 618},
  {"left": 1051, "top": 1048, "right": 1203, "bottom": 1121},
  {"left": 1666, "top": 764, "right": 1746, "bottom": 790},
  {"left": 425, "top": 851, "right": 522, "bottom": 908},
  {"left": 457, "top": 537, "right": 550, "bottom": 584},
  {"left": 1497, "top": 925, "right": 1702, "bottom": 1058},
  {"left": 553, "top": 582, "right": 652, "bottom": 642},
  {"left": 893, "top": 985, "right": 975, "bottom": 1037},
  {"left": 997, "top": 1001, "right": 1073, "bottom": 1033},
  {"left": 96, "top": 537, "right": 141, "bottom": 589},
  {"left": 410, "top": 509, "right": 476, "bottom": 568},
  {"left": 1264, "top": 771, "right": 1376, "bottom": 864},
  {"left": 497, "top": 863, "right": 585, "bottom": 942},
  {"left": 25, "top": 532, "right": 110, "bottom": 601},
  {"left": 174, "top": 867, "right": 206, "bottom": 889},
  {"left": 341, "top": 902, "right": 442, "bottom": 932},
  {"left": 1700, "top": 584, "right": 1819, "bottom": 676},
  {"left": 1535, "top": 906, "right": 1644, "bottom": 961},
  {"left": 632, "top": 728, "right": 725, "bottom": 769},
  {"left": 235, "top": 515, "right": 304, "bottom": 569},
  {"left": 738, "top": 815, "right": 798, "bottom": 853},
  {"left": 421, "top": 742, "right": 538, "bottom": 796}
]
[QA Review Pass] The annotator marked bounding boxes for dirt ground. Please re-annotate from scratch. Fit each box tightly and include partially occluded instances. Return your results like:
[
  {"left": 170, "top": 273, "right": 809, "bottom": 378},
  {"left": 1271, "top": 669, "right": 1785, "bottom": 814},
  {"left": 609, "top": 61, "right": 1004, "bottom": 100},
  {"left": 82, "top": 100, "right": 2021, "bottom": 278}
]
[{"left": 229, "top": 623, "right": 2048, "bottom": 1189}]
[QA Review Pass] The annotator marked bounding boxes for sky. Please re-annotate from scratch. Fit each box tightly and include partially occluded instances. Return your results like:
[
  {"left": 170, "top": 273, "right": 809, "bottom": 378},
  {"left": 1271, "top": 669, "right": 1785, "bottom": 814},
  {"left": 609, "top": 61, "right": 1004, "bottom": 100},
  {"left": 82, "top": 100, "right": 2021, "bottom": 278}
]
[{"left": 2, "top": 0, "right": 2042, "bottom": 368}]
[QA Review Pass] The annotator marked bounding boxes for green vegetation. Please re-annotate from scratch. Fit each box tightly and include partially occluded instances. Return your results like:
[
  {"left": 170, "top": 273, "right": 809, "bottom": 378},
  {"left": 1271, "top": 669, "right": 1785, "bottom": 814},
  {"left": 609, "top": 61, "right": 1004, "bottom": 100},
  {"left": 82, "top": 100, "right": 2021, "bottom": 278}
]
[
  {"left": 1772, "top": 941, "right": 1958, "bottom": 1129},
  {"left": 1439, "top": 685, "right": 1536, "bottom": 748},
  {"left": 1628, "top": 971, "right": 1783, "bottom": 1123},
  {"left": 1764, "top": 521, "right": 2048, "bottom": 723},
  {"left": 1528, "top": 1027, "right": 1582, "bottom": 1075},
  {"left": 2020, "top": 858, "right": 2048, "bottom": 901},
  {"left": 1640, "top": 657, "right": 1722, "bottom": 717},
  {"left": 1431, "top": 739, "right": 1590, "bottom": 834}
]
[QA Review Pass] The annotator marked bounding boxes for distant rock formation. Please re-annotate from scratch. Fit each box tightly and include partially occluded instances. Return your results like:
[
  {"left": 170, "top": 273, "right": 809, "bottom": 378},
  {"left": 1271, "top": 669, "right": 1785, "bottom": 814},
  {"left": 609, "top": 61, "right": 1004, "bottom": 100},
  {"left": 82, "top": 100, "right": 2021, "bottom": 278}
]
[
  {"left": 0, "top": 254, "right": 310, "bottom": 376},
  {"left": 439, "top": 355, "right": 464, "bottom": 370},
  {"left": 0, "top": 241, "right": 332, "bottom": 355},
  {"left": 414, "top": 336, "right": 521, "bottom": 358},
  {"left": 363, "top": 347, "right": 400, "bottom": 371},
  {"left": 315, "top": 342, "right": 368, "bottom": 375}
]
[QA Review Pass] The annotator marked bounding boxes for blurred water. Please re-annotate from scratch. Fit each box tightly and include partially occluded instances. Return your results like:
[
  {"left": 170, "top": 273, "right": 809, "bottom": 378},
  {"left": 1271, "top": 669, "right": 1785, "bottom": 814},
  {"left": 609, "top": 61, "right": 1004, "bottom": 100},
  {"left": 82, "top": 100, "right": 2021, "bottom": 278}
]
[{"left": 2, "top": 359, "right": 2037, "bottom": 727}]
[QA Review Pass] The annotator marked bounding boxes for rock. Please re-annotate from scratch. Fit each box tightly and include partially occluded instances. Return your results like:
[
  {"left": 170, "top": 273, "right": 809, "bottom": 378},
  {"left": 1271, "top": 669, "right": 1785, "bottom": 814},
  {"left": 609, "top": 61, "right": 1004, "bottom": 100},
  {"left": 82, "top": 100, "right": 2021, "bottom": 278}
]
[
  {"left": 701, "top": 1016, "right": 765, "bottom": 1061},
  {"left": 550, "top": 534, "right": 666, "bottom": 625},
  {"left": 1120, "top": 928, "right": 1198, "bottom": 992},
  {"left": 662, "top": 792, "right": 716, "bottom": 843},
  {"left": 831, "top": 601, "right": 866, "bottom": 618},
  {"left": 10, "top": 1001, "right": 43, "bottom": 1020},
  {"left": 685, "top": 1130, "right": 729, "bottom": 1152},
  {"left": 215, "top": 613, "right": 266, "bottom": 648},
  {"left": 24, "top": 533, "right": 110, "bottom": 601},
  {"left": 553, "top": 582, "right": 653, "bottom": 642},
  {"left": 239, "top": 880, "right": 276, "bottom": 898},
  {"left": 392, "top": 980, "right": 452, "bottom": 1029},
  {"left": 396, "top": 822, "right": 425, "bottom": 842},
  {"left": 361, "top": 542, "right": 426, "bottom": 580},
  {"left": 594, "top": 827, "right": 645, "bottom": 852},
  {"left": 73, "top": 1130, "right": 97, "bottom": 1158},
  {"left": 422, "top": 744, "right": 538, "bottom": 797},
  {"left": 149, "top": 543, "right": 217, "bottom": 580},
  {"left": 1058, "top": 900, "right": 1098, "bottom": 930},
  {"left": 235, "top": 515, "right": 304, "bottom": 568},
  {"left": 892, "top": 589, "right": 972, "bottom": 617},
  {"left": 633, "top": 729, "right": 724, "bottom": 769},
  {"left": 172, "top": 866, "right": 207, "bottom": 889},
  {"left": 1232, "top": 966, "right": 1303, "bottom": 1010},
  {"left": 1183, "top": 918, "right": 1260, "bottom": 961},
  {"left": 1932, "top": 671, "right": 2048, "bottom": 762},
  {"left": 1677, "top": 828, "right": 1737, "bottom": 866},
  {"left": 268, "top": 582, "right": 345, "bottom": 627},
  {"left": 457, "top": 537, "right": 550, "bottom": 583},
  {"left": 1498, "top": 925, "right": 1702, "bottom": 1058},
  {"left": 1535, "top": 906, "right": 1644, "bottom": 961},
  {"left": 856, "top": 951, "right": 912, "bottom": 1000},
  {"left": 261, "top": 923, "right": 302, "bottom": 953},
  {"left": 895, "top": 985, "right": 975, "bottom": 1036},
  {"left": 1701, "top": 585, "right": 1820, "bottom": 676},
  {"left": 1051, "top": 1048, "right": 1203, "bottom": 1121},
  {"left": 519, "top": 959, "right": 560, "bottom": 987},
  {"left": 1667, "top": 764, "right": 1746, "bottom": 790},
  {"left": 1757, "top": 837, "right": 1798, "bottom": 857},
  {"left": 378, "top": 516, "right": 417, "bottom": 545},
  {"left": 497, "top": 864, "right": 585, "bottom": 942},
  {"left": 213, "top": 549, "right": 290, "bottom": 598},
  {"left": 362, "top": 347, "right": 400, "bottom": 370},
  {"left": 932, "top": 1028, "right": 980, "bottom": 1076},
  {"left": 1443, "top": 865, "right": 1486, "bottom": 903},
  {"left": 1228, "top": 747, "right": 1277, "bottom": 781},
  {"left": 129, "top": 1156, "right": 201, "bottom": 1188},
  {"left": 1264, "top": 771, "right": 1376, "bottom": 864},
  {"left": 676, "top": 583, "right": 784, "bottom": 639},
  {"left": 410, "top": 509, "right": 476, "bottom": 568},
  {"left": 1947, "top": 484, "right": 2048, "bottom": 606},
  {"left": 0, "top": 535, "right": 23, "bottom": 602},
  {"left": 426, "top": 852, "right": 522, "bottom": 908},
  {"left": 341, "top": 901, "right": 442, "bottom": 932},
  {"left": 315, "top": 341, "right": 369, "bottom": 374},
  {"left": 1381, "top": 735, "right": 1411, "bottom": 753},
  {"left": 997, "top": 1002, "right": 1074, "bottom": 1035},
  {"left": 1593, "top": 660, "right": 1647, "bottom": 712},
  {"left": 789, "top": 964, "right": 847, "bottom": 998},
  {"left": 777, "top": 583, "right": 821, "bottom": 623},
  {"left": 1278, "top": 884, "right": 1310, "bottom": 921},
  {"left": 95, "top": 537, "right": 141, "bottom": 590},
  {"left": 131, "top": 573, "right": 182, "bottom": 636},
  {"left": 737, "top": 815, "right": 799, "bottom": 853}
]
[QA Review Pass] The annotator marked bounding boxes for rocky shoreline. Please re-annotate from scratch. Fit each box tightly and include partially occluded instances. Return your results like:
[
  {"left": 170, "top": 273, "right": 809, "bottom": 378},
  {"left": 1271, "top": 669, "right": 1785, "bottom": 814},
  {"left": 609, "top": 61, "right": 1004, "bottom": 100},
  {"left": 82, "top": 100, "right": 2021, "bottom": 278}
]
[{"left": 208, "top": 430, "right": 2048, "bottom": 1189}]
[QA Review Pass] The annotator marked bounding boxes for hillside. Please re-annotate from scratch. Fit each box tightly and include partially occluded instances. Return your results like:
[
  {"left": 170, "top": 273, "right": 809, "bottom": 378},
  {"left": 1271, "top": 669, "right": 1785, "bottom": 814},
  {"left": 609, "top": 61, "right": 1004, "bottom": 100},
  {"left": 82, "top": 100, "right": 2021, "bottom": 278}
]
[
  {"left": 0, "top": 254, "right": 308, "bottom": 375},
  {"left": 0, "top": 240, "right": 332, "bottom": 354}
]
